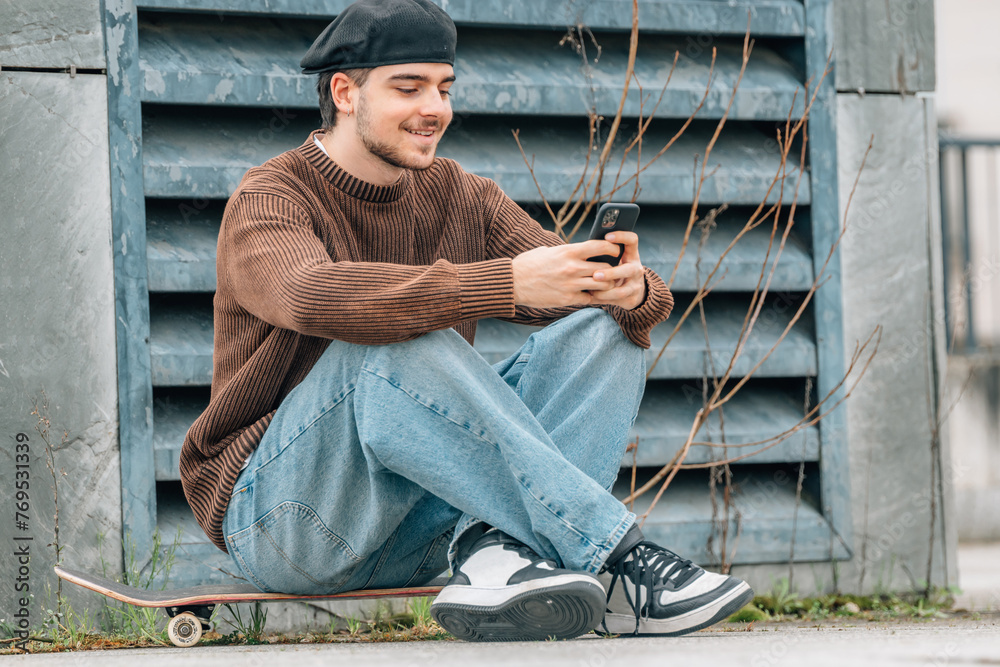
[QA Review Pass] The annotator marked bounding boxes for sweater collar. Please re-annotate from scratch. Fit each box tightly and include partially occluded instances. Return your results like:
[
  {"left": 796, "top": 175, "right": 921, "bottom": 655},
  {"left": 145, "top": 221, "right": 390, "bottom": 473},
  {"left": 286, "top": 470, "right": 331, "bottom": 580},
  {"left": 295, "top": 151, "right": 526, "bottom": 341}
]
[{"left": 300, "top": 130, "right": 412, "bottom": 203}]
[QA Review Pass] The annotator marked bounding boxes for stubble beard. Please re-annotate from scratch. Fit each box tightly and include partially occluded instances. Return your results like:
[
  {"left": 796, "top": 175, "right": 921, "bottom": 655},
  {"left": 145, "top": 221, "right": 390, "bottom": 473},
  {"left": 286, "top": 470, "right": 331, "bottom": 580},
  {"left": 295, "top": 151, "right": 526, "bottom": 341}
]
[{"left": 355, "top": 98, "right": 440, "bottom": 172}]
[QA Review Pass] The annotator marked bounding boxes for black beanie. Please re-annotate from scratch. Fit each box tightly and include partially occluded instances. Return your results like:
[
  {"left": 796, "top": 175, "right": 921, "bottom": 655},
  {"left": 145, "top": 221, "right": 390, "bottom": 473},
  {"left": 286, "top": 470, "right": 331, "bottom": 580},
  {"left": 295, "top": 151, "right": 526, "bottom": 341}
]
[{"left": 300, "top": 0, "right": 457, "bottom": 75}]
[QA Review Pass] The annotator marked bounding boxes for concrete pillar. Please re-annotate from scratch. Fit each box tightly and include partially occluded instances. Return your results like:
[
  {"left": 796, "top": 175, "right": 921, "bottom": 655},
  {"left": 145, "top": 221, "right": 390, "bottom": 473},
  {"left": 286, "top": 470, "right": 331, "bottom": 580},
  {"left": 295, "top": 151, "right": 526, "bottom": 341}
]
[{"left": 0, "top": 0, "right": 123, "bottom": 630}]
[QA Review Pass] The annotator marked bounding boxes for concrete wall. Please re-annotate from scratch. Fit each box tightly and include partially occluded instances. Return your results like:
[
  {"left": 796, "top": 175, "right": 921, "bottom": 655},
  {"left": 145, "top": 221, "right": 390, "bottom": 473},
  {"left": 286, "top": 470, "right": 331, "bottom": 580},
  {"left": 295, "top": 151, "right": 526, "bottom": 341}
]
[
  {"left": 0, "top": 0, "right": 106, "bottom": 69},
  {"left": 835, "top": 0, "right": 935, "bottom": 94},
  {"left": 833, "top": 92, "right": 955, "bottom": 591},
  {"left": 0, "top": 0, "right": 123, "bottom": 632}
]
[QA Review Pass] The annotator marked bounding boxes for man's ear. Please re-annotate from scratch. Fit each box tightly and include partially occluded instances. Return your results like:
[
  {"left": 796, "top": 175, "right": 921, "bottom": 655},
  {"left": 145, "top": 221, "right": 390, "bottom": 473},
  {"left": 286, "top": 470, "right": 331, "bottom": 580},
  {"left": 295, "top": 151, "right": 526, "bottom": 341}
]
[{"left": 329, "top": 72, "right": 355, "bottom": 117}]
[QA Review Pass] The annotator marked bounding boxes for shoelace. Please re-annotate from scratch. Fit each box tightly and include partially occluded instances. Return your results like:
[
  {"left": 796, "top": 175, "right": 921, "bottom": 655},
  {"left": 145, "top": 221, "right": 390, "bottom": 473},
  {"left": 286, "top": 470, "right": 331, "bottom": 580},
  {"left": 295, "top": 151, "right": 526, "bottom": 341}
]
[{"left": 602, "top": 541, "right": 700, "bottom": 635}]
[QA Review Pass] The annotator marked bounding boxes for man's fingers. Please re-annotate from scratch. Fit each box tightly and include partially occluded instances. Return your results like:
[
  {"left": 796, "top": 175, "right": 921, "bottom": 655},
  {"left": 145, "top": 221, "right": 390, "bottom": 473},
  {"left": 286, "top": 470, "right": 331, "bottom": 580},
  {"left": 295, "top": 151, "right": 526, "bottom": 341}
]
[
  {"left": 605, "top": 232, "right": 640, "bottom": 263},
  {"left": 604, "top": 231, "right": 638, "bottom": 247},
  {"left": 576, "top": 277, "right": 617, "bottom": 291},
  {"left": 569, "top": 239, "right": 622, "bottom": 260},
  {"left": 563, "top": 290, "right": 596, "bottom": 306},
  {"left": 589, "top": 282, "right": 643, "bottom": 305},
  {"left": 591, "top": 262, "right": 643, "bottom": 282}
]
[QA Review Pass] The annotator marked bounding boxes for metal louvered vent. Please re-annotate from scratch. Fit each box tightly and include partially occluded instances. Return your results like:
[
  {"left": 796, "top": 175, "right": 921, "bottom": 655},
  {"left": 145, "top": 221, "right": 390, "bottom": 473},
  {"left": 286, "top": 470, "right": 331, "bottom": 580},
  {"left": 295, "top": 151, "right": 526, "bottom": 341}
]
[{"left": 106, "top": 0, "right": 849, "bottom": 584}]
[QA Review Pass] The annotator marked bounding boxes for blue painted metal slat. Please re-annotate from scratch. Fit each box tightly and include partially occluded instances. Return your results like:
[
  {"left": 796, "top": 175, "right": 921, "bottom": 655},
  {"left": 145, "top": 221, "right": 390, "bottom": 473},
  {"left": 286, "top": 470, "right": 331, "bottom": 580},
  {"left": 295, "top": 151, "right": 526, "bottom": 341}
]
[
  {"left": 156, "top": 469, "right": 842, "bottom": 580},
  {"left": 146, "top": 203, "right": 220, "bottom": 292},
  {"left": 152, "top": 383, "right": 818, "bottom": 481},
  {"left": 620, "top": 472, "right": 850, "bottom": 566},
  {"left": 138, "top": 15, "right": 805, "bottom": 120},
  {"left": 474, "top": 303, "right": 816, "bottom": 377},
  {"left": 148, "top": 300, "right": 815, "bottom": 388},
  {"left": 631, "top": 384, "right": 819, "bottom": 468},
  {"left": 152, "top": 391, "right": 203, "bottom": 481},
  {"left": 156, "top": 490, "right": 246, "bottom": 585},
  {"left": 141, "top": 111, "right": 810, "bottom": 205},
  {"left": 149, "top": 303, "right": 214, "bottom": 386},
  {"left": 144, "top": 204, "right": 815, "bottom": 293},
  {"left": 136, "top": 0, "right": 807, "bottom": 36},
  {"left": 642, "top": 215, "right": 815, "bottom": 292}
]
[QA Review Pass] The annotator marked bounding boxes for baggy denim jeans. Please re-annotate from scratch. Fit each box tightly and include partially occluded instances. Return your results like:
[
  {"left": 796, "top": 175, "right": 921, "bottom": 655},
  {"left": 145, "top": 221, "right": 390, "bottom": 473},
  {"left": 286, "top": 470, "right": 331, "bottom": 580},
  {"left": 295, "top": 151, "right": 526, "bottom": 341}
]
[{"left": 221, "top": 309, "right": 644, "bottom": 594}]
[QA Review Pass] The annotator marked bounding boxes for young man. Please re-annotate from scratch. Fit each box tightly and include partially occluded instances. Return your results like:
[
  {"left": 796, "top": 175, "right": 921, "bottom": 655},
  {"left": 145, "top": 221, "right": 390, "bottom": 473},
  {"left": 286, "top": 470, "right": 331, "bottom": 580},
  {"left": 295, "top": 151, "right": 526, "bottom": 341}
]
[{"left": 181, "top": 0, "right": 753, "bottom": 642}]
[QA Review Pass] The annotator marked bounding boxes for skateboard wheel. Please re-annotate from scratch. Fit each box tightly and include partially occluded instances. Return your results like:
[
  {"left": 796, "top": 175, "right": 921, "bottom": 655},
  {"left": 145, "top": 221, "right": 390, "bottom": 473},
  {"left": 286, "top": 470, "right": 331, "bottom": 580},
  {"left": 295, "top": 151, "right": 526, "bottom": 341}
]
[{"left": 167, "top": 612, "right": 203, "bottom": 648}]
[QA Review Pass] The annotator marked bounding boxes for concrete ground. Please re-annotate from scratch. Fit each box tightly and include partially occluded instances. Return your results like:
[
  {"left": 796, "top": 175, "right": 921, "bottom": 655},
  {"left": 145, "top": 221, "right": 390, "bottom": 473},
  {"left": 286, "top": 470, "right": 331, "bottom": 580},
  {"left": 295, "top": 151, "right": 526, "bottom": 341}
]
[
  {"left": 8, "top": 543, "right": 1000, "bottom": 666},
  {"left": 7, "top": 618, "right": 1000, "bottom": 667}
]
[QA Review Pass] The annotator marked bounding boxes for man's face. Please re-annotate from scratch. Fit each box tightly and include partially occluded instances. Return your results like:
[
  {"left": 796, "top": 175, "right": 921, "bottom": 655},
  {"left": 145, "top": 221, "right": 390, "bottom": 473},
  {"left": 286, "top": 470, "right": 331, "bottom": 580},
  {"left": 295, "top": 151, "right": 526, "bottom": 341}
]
[{"left": 353, "top": 62, "right": 455, "bottom": 171}]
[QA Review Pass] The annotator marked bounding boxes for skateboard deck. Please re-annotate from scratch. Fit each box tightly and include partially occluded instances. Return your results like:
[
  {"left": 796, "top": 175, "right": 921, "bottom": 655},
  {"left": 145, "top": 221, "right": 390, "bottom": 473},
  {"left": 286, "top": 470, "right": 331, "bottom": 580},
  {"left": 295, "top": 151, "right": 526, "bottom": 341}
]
[{"left": 54, "top": 565, "right": 443, "bottom": 647}]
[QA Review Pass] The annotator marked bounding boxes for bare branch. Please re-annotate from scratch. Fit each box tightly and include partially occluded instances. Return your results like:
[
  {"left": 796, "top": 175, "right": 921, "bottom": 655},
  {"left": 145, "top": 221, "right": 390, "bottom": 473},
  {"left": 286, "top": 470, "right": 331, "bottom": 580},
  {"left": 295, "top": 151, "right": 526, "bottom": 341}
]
[{"left": 512, "top": 129, "right": 558, "bottom": 225}]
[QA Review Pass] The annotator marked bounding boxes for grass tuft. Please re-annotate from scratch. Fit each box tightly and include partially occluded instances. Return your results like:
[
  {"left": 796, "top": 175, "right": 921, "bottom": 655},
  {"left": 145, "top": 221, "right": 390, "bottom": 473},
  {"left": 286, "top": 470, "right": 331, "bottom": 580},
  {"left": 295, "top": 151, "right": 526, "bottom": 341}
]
[
  {"left": 223, "top": 602, "right": 268, "bottom": 644},
  {"left": 726, "top": 578, "right": 960, "bottom": 624}
]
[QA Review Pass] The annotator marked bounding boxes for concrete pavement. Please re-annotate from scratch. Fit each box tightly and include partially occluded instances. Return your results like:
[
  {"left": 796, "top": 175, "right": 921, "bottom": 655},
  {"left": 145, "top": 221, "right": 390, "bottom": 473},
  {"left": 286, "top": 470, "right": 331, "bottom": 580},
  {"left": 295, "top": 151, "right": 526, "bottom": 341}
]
[{"left": 7, "top": 617, "right": 1000, "bottom": 667}]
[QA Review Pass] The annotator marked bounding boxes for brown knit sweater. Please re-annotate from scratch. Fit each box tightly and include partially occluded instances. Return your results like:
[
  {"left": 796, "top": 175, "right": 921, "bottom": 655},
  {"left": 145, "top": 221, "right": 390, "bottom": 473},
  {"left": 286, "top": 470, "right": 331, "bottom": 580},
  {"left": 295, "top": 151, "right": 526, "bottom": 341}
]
[{"left": 181, "top": 131, "right": 674, "bottom": 552}]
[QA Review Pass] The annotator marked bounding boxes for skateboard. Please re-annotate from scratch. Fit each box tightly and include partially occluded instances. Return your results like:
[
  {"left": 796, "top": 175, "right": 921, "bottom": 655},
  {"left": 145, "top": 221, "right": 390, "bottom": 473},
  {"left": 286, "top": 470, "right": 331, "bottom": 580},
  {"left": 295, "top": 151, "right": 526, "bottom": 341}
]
[{"left": 54, "top": 565, "right": 443, "bottom": 647}]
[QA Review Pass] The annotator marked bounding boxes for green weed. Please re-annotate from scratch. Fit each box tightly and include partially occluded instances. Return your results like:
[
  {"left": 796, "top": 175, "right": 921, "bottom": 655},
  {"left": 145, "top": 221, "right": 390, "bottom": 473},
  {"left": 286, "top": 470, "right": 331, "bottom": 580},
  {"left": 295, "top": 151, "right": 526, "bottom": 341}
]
[
  {"left": 726, "top": 579, "right": 959, "bottom": 623},
  {"left": 406, "top": 596, "right": 434, "bottom": 631},
  {"left": 370, "top": 600, "right": 394, "bottom": 631},
  {"left": 97, "top": 527, "right": 181, "bottom": 644},
  {"left": 755, "top": 578, "right": 804, "bottom": 618},
  {"left": 223, "top": 602, "right": 268, "bottom": 644},
  {"left": 728, "top": 605, "right": 768, "bottom": 623}
]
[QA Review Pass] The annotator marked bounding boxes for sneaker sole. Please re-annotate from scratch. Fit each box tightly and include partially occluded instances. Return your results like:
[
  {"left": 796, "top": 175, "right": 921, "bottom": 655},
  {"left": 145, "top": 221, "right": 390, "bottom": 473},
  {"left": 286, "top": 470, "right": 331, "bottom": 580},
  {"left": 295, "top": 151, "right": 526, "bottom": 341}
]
[
  {"left": 431, "top": 579, "right": 606, "bottom": 642},
  {"left": 602, "top": 581, "right": 755, "bottom": 637}
]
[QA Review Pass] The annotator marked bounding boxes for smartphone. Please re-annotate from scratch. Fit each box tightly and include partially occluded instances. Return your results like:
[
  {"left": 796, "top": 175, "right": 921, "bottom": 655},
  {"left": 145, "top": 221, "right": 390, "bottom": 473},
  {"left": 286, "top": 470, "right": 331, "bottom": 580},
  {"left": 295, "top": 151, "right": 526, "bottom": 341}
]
[{"left": 586, "top": 202, "right": 640, "bottom": 266}]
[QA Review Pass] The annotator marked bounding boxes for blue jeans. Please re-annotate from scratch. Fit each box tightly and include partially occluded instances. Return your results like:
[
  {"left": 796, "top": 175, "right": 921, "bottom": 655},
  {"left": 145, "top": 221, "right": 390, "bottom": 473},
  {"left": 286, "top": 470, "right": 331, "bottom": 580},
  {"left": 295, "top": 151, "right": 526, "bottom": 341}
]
[{"left": 221, "top": 309, "right": 644, "bottom": 594}]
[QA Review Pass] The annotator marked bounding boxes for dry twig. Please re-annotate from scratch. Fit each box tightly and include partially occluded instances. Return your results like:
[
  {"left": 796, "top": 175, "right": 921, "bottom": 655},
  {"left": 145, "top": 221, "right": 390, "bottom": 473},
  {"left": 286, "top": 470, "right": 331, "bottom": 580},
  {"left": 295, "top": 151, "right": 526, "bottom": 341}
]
[{"left": 510, "top": 10, "right": 880, "bottom": 536}]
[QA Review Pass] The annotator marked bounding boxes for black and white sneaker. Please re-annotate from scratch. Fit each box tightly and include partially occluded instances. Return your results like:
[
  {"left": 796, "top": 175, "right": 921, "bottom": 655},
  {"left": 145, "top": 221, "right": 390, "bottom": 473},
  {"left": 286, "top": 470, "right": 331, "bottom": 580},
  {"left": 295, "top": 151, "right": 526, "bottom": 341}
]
[
  {"left": 600, "top": 526, "right": 754, "bottom": 636},
  {"left": 430, "top": 530, "right": 606, "bottom": 642}
]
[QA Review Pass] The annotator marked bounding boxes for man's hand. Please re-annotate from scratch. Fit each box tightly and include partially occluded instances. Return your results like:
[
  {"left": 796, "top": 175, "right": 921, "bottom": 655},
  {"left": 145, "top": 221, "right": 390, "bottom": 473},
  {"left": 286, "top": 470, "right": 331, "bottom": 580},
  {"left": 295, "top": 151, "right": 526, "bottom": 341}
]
[
  {"left": 511, "top": 233, "right": 646, "bottom": 310},
  {"left": 587, "top": 231, "right": 647, "bottom": 310}
]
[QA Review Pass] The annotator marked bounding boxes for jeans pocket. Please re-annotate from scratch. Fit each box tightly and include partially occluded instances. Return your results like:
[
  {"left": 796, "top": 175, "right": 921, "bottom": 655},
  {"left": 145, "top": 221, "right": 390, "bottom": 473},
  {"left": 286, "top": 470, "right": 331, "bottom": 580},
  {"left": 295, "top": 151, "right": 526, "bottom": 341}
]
[{"left": 227, "top": 501, "right": 363, "bottom": 594}]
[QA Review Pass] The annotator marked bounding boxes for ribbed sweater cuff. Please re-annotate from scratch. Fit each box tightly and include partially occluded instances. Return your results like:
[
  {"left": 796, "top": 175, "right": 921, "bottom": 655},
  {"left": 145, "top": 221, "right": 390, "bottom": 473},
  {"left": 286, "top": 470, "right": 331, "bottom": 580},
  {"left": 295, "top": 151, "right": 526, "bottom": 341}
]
[
  {"left": 456, "top": 258, "right": 516, "bottom": 321},
  {"left": 610, "top": 269, "right": 674, "bottom": 348}
]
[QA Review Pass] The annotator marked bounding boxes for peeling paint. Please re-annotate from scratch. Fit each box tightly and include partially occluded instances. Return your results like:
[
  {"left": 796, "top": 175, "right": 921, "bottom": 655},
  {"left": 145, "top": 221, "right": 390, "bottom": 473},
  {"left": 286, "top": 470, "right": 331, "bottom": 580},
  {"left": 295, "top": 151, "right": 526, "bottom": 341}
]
[
  {"left": 206, "top": 77, "right": 235, "bottom": 103},
  {"left": 460, "top": 85, "right": 488, "bottom": 108},
  {"left": 144, "top": 69, "right": 166, "bottom": 96},
  {"left": 105, "top": 0, "right": 129, "bottom": 20},
  {"left": 106, "top": 24, "right": 125, "bottom": 87}
]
